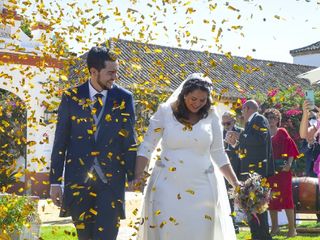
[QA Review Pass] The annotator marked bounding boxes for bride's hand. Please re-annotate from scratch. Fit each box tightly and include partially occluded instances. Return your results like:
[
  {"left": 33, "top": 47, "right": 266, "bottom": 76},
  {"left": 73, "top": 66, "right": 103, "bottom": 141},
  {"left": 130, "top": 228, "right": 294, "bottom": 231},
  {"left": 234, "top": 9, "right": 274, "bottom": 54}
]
[
  {"left": 232, "top": 180, "right": 242, "bottom": 189},
  {"left": 127, "top": 172, "right": 150, "bottom": 192},
  {"left": 127, "top": 179, "right": 143, "bottom": 192}
]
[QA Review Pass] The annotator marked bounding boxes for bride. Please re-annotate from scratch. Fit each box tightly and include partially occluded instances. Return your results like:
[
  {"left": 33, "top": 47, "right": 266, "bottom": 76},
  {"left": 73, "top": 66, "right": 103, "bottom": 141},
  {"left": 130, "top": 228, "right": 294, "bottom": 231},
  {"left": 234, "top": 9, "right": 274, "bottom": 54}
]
[{"left": 133, "top": 73, "right": 240, "bottom": 239}]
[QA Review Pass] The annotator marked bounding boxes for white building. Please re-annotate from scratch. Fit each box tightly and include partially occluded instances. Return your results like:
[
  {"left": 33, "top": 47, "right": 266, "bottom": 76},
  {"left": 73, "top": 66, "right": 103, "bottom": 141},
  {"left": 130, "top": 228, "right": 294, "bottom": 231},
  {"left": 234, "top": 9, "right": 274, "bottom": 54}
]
[
  {"left": 290, "top": 41, "right": 320, "bottom": 67},
  {"left": 0, "top": 0, "right": 62, "bottom": 197}
]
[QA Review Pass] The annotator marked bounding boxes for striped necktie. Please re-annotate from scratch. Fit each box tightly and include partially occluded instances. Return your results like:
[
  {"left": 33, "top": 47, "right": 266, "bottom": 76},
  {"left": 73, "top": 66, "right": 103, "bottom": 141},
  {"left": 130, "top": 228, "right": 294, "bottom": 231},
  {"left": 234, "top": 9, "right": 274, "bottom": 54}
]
[{"left": 93, "top": 93, "right": 103, "bottom": 117}]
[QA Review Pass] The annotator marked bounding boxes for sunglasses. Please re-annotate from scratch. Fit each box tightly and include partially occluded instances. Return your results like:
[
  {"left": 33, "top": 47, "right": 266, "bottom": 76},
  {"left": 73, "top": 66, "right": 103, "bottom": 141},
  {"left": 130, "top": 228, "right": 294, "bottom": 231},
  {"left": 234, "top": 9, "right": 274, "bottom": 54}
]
[{"left": 222, "top": 121, "right": 232, "bottom": 126}]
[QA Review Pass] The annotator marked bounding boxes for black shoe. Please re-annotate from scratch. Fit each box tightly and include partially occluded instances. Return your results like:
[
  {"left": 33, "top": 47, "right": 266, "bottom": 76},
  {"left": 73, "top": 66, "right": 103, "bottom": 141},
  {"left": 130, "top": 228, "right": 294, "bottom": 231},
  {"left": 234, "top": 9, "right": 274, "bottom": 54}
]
[{"left": 234, "top": 225, "right": 239, "bottom": 234}]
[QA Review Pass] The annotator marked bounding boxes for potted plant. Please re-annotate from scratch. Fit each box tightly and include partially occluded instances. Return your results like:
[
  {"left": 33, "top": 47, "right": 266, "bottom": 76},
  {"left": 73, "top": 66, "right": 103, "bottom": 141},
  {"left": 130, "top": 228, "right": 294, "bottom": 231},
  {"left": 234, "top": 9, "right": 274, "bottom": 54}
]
[{"left": 0, "top": 194, "right": 40, "bottom": 240}]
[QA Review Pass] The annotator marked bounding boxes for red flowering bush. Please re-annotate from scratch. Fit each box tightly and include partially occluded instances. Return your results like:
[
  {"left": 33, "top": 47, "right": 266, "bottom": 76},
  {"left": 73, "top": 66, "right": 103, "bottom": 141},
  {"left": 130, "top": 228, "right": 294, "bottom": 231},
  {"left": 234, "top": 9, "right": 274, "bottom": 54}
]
[
  {"left": 257, "top": 84, "right": 306, "bottom": 144},
  {"left": 231, "top": 85, "right": 308, "bottom": 143}
]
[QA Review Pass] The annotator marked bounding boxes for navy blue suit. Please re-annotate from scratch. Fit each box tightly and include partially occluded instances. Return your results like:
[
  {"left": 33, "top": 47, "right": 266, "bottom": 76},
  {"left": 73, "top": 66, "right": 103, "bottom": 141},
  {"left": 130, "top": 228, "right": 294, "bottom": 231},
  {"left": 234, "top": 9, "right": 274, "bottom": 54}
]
[
  {"left": 239, "top": 113, "right": 275, "bottom": 240},
  {"left": 50, "top": 82, "right": 136, "bottom": 239},
  {"left": 239, "top": 113, "right": 274, "bottom": 179}
]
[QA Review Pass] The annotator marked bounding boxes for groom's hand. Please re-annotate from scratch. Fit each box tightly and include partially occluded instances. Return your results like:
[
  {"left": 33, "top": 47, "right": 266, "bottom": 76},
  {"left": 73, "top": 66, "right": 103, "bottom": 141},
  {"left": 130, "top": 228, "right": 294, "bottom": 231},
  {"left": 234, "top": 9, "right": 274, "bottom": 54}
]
[{"left": 50, "top": 185, "right": 63, "bottom": 207}]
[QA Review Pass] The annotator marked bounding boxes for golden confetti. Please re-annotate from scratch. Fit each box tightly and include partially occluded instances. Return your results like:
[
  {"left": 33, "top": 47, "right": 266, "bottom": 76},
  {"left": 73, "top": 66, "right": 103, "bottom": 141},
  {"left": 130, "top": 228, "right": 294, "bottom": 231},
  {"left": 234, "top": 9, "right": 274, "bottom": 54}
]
[
  {"left": 154, "top": 127, "right": 162, "bottom": 133},
  {"left": 118, "top": 129, "right": 129, "bottom": 137},
  {"left": 75, "top": 223, "right": 85, "bottom": 229},
  {"left": 89, "top": 208, "right": 98, "bottom": 215},
  {"left": 185, "top": 189, "right": 195, "bottom": 195},
  {"left": 89, "top": 192, "right": 97, "bottom": 197},
  {"left": 168, "top": 167, "right": 176, "bottom": 172},
  {"left": 154, "top": 209, "right": 161, "bottom": 216},
  {"left": 105, "top": 114, "right": 112, "bottom": 122},
  {"left": 159, "top": 221, "right": 166, "bottom": 228}
]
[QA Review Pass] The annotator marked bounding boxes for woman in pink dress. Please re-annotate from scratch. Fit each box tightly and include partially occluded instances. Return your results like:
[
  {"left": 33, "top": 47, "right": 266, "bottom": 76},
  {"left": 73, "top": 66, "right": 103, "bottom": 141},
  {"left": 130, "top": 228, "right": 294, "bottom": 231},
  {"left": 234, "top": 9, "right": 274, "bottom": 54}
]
[{"left": 264, "top": 108, "right": 299, "bottom": 238}]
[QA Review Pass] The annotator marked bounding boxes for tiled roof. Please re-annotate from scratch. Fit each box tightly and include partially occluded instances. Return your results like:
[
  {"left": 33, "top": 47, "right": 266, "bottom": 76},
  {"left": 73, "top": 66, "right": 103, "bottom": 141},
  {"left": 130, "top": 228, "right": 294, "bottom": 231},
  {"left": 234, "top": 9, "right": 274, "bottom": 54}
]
[
  {"left": 290, "top": 41, "right": 320, "bottom": 56},
  {"left": 69, "top": 38, "right": 314, "bottom": 98}
]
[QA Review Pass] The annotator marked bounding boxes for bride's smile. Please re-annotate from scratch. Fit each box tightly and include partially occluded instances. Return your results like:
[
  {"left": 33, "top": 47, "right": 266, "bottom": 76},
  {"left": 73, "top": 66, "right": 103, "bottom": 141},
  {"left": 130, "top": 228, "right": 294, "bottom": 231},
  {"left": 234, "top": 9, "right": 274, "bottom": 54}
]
[{"left": 184, "top": 89, "right": 208, "bottom": 113}]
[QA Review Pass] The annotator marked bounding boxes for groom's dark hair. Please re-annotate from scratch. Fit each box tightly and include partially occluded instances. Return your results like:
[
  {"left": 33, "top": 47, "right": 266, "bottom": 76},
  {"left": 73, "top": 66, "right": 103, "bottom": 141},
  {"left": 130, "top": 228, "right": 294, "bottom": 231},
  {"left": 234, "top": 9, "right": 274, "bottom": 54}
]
[
  {"left": 173, "top": 78, "right": 212, "bottom": 122},
  {"left": 87, "top": 46, "right": 117, "bottom": 73}
]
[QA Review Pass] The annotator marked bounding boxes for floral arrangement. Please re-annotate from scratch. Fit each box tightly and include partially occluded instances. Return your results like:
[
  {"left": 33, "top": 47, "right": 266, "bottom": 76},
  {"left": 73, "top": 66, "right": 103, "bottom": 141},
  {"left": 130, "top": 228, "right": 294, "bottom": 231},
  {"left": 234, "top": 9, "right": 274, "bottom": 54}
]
[
  {"left": 253, "top": 84, "right": 306, "bottom": 144},
  {"left": 230, "top": 173, "right": 271, "bottom": 216},
  {"left": 0, "top": 194, "right": 39, "bottom": 235}
]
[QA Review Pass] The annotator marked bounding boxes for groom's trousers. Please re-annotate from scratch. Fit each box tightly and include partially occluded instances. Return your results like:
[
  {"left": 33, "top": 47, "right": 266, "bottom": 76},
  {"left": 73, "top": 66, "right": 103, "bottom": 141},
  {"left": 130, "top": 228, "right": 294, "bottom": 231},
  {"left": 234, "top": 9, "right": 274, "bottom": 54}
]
[{"left": 67, "top": 175, "right": 121, "bottom": 240}]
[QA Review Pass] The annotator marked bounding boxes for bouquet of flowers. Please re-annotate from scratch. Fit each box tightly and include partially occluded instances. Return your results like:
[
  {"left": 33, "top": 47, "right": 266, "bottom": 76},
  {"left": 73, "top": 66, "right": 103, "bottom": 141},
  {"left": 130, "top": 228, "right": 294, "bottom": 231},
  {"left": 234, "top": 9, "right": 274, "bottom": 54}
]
[{"left": 230, "top": 173, "right": 271, "bottom": 216}]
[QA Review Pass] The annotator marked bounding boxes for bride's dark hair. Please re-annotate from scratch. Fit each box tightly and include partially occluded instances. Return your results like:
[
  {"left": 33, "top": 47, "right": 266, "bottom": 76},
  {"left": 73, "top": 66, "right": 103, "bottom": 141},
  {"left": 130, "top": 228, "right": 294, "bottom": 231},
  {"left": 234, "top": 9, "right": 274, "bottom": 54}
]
[{"left": 173, "top": 78, "right": 212, "bottom": 123}]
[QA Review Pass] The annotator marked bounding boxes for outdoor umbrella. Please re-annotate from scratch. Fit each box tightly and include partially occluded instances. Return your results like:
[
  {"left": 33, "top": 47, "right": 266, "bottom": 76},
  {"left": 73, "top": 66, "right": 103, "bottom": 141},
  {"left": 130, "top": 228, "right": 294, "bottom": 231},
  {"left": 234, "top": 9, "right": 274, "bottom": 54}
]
[{"left": 297, "top": 67, "right": 320, "bottom": 84}]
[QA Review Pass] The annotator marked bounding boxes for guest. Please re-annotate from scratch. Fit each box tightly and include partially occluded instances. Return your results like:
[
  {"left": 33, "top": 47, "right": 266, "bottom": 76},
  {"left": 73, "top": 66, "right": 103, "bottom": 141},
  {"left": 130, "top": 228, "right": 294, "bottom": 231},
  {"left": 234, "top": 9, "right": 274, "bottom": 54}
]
[
  {"left": 264, "top": 108, "right": 298, "bottom": 238},
  {"left": 300, "top": 100, "right": 320, "bottom": 148},
  {"left": 299, "top": 100, "right": 320, "bottom": 222},
  {"left": 300, "top": 111, "right": 318, "bottom": 177},
  {"left": 222, "top": 111, "right": 242, "bottom": 234},
  {"left": 229, "top": 100, "right": 274, "bottom": 240}
]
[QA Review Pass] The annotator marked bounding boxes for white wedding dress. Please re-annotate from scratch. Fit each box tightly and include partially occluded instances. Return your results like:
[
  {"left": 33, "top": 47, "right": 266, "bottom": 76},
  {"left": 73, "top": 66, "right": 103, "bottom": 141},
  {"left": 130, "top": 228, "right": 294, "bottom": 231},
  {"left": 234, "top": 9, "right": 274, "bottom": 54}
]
[{"left": 137, "top": 103, "right": 236, "bottom": 240}]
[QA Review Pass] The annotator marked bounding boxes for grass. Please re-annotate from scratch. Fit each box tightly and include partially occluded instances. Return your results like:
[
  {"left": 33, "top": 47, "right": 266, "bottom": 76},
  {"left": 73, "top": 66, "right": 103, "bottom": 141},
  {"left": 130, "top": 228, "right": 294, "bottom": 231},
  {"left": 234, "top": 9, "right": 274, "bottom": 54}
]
[
  {"left": 40, "top": 222, "right": 320, "bottom": 240},
  {"left": 237, "top": 231, "right": 318, "bottom": 240},
  {"left": 40, "top": 226, "right": 77, "bottom": 240},
  {"left": 237, "top": 221, "right": 320, "bottom": 240}
]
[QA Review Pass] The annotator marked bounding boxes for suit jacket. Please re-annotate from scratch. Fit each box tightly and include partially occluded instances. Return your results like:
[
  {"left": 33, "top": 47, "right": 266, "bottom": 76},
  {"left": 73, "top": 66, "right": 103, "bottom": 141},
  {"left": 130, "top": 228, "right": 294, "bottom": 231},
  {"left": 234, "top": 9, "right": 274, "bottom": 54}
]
[
  {"left": 49, "top": 82, "right": 137, "bottom": 218},
  {"left": 223, "top": 126, "right": 242, "bottom": 178},
  {"left": 239, "top": 113, "right": 275, "bottom": 180}
]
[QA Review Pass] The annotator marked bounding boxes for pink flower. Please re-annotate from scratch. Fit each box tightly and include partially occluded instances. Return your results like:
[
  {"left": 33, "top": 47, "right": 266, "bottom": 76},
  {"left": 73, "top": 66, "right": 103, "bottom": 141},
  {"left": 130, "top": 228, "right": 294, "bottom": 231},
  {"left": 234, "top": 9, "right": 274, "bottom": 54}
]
[
  {"left": 267, "top": 89, "right": 279, "bottom": 97},
  {"left": 296, "top": 87, "right": 305, "bottom": 97},
  {"left": 274, "top": 103, "right": 282, "bottom": 109},
  {"left": 285, "top": 109, "right": 302, "bottom": 117},
  {"left": 240, "top": 98, "right": 247, "bottom": 104}
]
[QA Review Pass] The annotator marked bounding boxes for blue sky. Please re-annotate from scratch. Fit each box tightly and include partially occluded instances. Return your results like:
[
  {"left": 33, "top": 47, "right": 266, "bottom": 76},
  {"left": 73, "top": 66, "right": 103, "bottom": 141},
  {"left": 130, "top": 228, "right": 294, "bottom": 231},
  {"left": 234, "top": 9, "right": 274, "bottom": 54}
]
[{"left": 26, "top": 0, "right": 320, "bottom": 63}]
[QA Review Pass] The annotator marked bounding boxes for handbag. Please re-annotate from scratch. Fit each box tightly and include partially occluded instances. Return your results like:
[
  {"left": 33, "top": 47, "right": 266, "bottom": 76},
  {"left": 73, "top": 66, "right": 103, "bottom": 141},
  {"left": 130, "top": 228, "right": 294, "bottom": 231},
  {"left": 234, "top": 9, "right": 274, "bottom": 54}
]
[
  {"left": 274, "top": 159, "right": 297, "bottom": 173},
  {"left": 274, "top": 159, "right": 287, "bottom": 172}
]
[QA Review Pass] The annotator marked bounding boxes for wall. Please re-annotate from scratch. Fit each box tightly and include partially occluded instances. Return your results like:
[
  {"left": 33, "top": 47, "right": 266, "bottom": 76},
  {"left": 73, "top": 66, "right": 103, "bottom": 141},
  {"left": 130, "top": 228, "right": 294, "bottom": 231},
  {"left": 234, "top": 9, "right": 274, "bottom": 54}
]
[
  {"left": 293, "top": 53, "right": 320, "bottom": 67},
  {"left": 0, "top": 61, "right": 60, "bottom": 197}
]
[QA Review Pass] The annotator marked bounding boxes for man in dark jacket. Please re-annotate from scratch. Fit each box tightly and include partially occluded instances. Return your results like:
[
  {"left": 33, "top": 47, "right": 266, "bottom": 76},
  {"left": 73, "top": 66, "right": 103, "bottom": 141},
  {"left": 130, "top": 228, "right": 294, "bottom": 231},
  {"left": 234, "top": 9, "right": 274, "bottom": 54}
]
[
  {"left": 230, "top": 100, "right": 275, "bottom": 240},
  {"left": 49, "top": 46, "right": 137, "bottom": 240}
]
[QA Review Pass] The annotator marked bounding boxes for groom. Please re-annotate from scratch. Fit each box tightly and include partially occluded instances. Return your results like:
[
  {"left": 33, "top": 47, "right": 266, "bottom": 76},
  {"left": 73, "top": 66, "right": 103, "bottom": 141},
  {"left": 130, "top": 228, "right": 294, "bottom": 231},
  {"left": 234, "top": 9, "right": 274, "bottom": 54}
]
[{"left": 49, "top": 46, "right": 137, "bottom": 240}]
